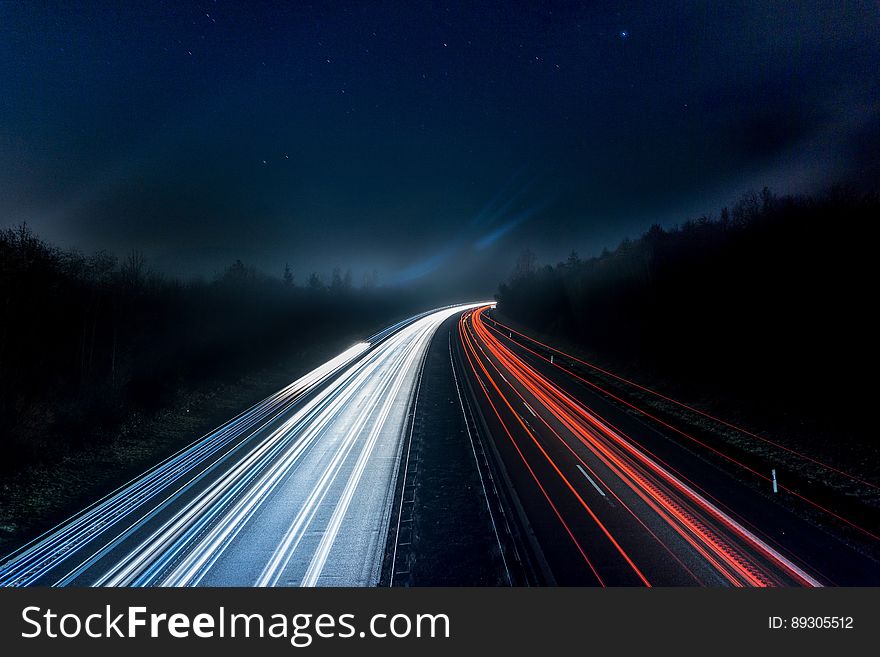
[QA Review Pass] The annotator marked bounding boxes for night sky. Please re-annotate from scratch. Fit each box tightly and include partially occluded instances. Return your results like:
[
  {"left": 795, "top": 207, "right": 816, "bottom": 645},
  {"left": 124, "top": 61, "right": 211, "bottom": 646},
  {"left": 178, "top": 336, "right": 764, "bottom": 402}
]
[{"left": 1, "top": 1, "right": 878, "bottom": 294}]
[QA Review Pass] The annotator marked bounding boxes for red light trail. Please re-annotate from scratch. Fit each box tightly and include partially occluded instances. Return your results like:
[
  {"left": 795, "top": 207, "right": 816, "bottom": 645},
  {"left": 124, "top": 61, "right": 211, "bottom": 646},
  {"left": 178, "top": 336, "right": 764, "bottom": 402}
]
[
  {"left": 488, "top": 316, "right": 878, "bottom": 494},
  {"left": 458, "top": 307, "right": 828, "bottom": 586}
]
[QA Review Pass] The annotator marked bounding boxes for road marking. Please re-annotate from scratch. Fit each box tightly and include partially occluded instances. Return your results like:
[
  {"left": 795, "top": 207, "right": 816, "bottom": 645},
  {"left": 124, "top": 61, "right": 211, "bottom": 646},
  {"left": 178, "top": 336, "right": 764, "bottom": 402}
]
[
  {"left": 523, "top": 402, "right": 537, "bottom": 417},
  {"left": 576, "top": 464, "right": 606, "bottom": 497}
]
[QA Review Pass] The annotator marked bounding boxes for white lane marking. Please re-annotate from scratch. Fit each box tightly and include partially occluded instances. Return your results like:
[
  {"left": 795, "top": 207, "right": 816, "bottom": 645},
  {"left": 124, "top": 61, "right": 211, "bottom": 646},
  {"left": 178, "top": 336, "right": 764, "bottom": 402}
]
[
  {"left": 523, "top": 402, "right": 537, "bottom": 417},
  {"left": 576, "top": 464, "right": 606, "bottom": 497}
]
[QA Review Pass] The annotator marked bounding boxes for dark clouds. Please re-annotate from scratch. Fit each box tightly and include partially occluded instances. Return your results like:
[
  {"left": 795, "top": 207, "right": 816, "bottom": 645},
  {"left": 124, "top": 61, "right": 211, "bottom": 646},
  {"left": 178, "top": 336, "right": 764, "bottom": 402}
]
[{"left": 0, "top": 1, "right": 877, "bottom": 293}]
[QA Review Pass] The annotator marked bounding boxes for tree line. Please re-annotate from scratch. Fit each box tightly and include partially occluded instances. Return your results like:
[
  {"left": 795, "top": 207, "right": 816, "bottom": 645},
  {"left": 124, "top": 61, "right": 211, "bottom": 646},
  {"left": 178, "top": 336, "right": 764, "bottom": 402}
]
[
  {"left": 496, "top": 187, "right": 878, "bottom": 440},
  {"left": 0, "top": 225, "right": 415, "bottom": 471}
]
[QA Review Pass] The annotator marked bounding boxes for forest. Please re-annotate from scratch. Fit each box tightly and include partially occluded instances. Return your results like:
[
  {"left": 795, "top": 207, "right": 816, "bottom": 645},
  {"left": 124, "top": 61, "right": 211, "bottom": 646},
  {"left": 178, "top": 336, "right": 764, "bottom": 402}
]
[
  {"left": 496, "top": 188, "right": 877, "bottom": 443},
  {"left": 0, "top": 225, "right": 419, "bottom": 473}
]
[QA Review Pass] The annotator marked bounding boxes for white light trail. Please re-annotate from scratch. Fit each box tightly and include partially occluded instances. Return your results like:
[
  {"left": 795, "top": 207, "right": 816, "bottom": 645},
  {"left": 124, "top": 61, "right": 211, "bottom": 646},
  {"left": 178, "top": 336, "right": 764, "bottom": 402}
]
[{"left": 0, "top": 304, "right": 488, "bottom": 588}]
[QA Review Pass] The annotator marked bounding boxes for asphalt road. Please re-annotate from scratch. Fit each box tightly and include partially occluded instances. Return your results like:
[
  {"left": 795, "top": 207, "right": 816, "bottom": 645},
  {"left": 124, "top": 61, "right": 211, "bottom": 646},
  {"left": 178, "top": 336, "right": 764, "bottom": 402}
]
[
  {"left": 381, "top": 313, "right": 525, "bottom": 586},
  {"left": 454, "top": 306, "right": 880, "bottom": 586},
  {"left": 0, "top": 304, "right": 484, "bottom": 587}
]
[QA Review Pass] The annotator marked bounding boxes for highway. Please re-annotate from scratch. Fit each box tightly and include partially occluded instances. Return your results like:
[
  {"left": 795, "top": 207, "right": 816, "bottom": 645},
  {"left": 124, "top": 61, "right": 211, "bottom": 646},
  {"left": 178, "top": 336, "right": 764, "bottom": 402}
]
[
  {"left": 454, "top": 306, "right": 880, "bottom": 586},
  {"left": 0, "top": 303, "right": 484, "bottom": 587},
  {"left": 2, "top": 301, "right": 877, "bottom": 587}
]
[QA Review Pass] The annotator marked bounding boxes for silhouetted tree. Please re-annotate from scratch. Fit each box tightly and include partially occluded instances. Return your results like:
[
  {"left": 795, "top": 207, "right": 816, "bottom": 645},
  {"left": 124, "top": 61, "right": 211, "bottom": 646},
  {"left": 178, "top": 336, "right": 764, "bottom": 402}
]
[
  {"left": 512, "top": 248, "right": 538, "bottom": 281},
  {"left": 219, "top": 259, "right": 258, "bottom": 287},
  {"left": 330, "top": 265, "right": 344, "bottom": 292},
  {"left": 362, "top": 269, "right": 379, "bottom": 289},
  {"left": 761, "top": 186, "right": 775, "bottom": 212},
  {"left": 120, "top": 250, "right": 146, "bottom": 289}
]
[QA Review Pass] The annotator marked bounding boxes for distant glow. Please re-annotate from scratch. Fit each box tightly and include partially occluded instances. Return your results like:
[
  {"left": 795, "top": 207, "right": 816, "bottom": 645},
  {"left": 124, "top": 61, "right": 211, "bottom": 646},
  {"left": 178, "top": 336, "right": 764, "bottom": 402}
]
[
  {"left": 474, "top": 195, "right": 556, "bottom": 250},
  {"left": 387, "top": 246, "right": 457, "bottom": 284},
  {"left": 474, "top": 214, "right": 529, "bottom": 249}
]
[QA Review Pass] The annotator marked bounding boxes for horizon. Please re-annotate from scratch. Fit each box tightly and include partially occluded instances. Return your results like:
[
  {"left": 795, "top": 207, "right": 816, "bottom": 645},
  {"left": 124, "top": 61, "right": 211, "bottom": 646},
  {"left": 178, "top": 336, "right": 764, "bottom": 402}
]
[
  {"left": 6, "top": 183, "right": 868, "bottom": 299},
  {"left": 2, "top": 2, "right": 878, "bottom": 295}
]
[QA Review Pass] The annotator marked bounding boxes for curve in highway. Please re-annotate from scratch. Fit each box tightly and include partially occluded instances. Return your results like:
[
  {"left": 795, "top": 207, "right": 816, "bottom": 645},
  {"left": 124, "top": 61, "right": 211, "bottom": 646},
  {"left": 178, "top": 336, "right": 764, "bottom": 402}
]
[{"left": 0, "top": 303, "right": 487, "bottom": 587}]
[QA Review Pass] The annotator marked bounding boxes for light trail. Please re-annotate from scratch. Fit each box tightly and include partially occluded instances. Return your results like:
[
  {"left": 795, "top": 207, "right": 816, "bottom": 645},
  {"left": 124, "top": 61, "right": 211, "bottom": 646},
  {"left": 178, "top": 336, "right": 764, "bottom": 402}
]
[
  {"left": 0, "top": 303, "right": 487, "bottom": 587},
  {"left": 481, "top": 316, "right": 880, "bottom": 543},
  {"left": 0, "top": 342, "right": 369, "bottom": 587},
  {"left": 487, "top": 316, "right": 878, "bottom": 493},
  {"left": 459, "top": 307, "right": 824, "bottom": 587}
]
